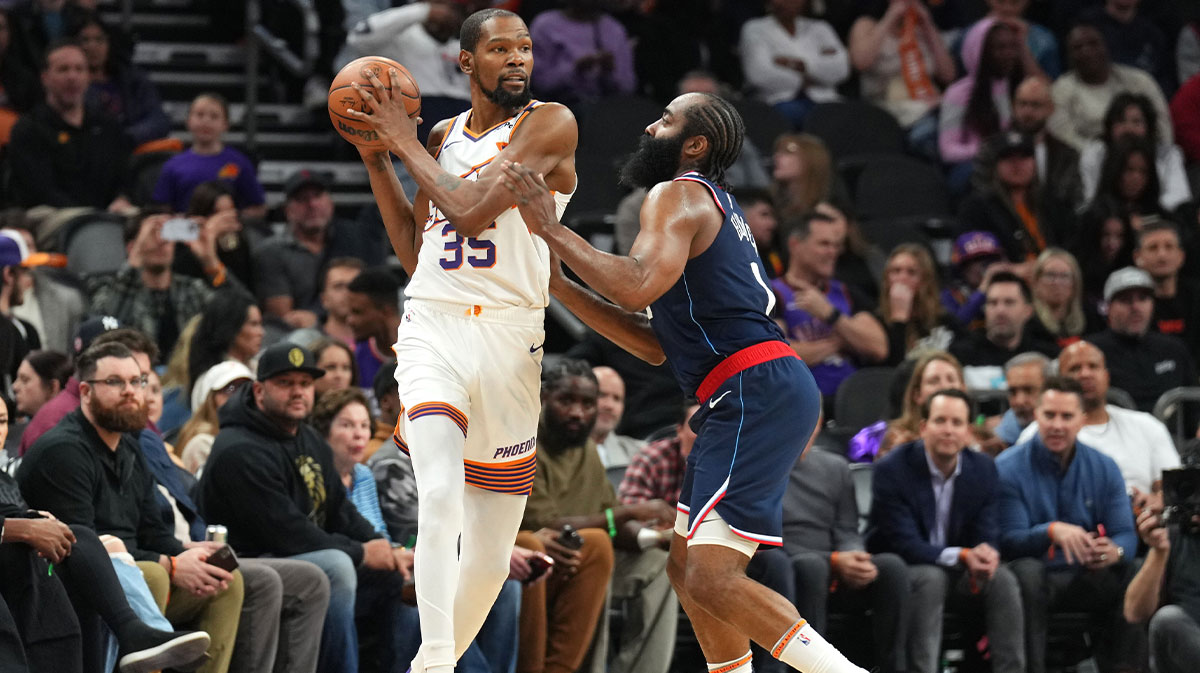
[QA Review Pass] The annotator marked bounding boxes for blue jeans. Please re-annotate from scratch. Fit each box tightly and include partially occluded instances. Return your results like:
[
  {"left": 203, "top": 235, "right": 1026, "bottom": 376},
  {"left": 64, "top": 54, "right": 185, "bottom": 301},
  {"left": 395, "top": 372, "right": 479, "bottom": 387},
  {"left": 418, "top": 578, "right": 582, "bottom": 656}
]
[
  {"left": 458, "top": 579, "right": 521, "bottom": 673},
  {"left": 105, "top": 556, "right": 175, "bottom": 672},
  {"left": 289, "top": 549, "right": 360, "bottom": 673}
]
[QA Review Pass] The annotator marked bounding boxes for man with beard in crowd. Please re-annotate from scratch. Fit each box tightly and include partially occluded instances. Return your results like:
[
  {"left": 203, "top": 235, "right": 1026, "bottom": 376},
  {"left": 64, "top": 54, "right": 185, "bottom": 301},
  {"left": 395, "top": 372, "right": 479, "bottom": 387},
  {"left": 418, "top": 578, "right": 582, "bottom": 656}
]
[{"left": 19, "top": 342, "right": 244, "bottom": 673}]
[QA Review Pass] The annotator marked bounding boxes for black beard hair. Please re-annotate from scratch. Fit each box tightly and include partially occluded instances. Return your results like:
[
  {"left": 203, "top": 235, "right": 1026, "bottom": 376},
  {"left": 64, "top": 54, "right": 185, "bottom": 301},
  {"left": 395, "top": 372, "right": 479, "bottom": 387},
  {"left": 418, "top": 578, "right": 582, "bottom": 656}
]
[
  {"left": 89, "top": 396, "right": 148, "bottom": 434},
  {"left": 618, "top": 132, "right": 688, "bottom": 190},
  {"left": 540, "top": 415, "right": 594, "bottom": 450},
  {"left": 477, "top": 73, "right": 533, "bottom": 111}
]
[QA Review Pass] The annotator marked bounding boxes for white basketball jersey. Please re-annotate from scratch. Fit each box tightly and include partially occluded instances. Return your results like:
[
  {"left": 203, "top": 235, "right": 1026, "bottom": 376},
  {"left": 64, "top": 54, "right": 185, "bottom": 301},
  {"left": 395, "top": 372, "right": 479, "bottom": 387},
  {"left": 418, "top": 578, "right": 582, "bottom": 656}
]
[{"left": 404, "top": 101, "right": 574, "bottom": 310}]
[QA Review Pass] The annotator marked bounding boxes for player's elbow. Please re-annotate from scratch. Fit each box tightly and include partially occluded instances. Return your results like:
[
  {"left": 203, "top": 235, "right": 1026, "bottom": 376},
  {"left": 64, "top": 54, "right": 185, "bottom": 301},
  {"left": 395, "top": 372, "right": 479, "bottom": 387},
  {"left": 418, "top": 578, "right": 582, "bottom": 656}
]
[{"left": 638, "top": 347, "right": 667, "bottom": 367}]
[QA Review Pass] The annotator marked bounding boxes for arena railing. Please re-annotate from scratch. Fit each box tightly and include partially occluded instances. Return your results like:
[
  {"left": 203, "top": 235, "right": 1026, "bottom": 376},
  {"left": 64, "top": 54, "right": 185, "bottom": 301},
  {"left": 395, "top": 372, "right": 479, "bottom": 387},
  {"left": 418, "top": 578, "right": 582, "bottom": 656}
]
[{"left": 244, "top": 0, "right": 319, "bottom": 152}]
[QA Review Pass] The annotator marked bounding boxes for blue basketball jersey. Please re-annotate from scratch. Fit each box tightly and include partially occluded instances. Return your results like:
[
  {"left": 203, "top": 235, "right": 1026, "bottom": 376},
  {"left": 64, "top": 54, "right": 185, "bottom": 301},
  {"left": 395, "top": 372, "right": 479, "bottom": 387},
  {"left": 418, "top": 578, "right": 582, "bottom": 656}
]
[{"left": 647, "top": 172, "right": 786, "bottom": 395}]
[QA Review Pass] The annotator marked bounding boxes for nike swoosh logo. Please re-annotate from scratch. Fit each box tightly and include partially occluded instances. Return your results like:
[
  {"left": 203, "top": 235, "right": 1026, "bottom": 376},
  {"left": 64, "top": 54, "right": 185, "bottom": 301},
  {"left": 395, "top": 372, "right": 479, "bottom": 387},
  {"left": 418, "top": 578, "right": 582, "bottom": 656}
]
[
  {"left": 441, "top": 140, "right": 461, "bottom": 152},
  {"left": 708, "top": 390, "right": 732, "bottom": 408},
  {"left": 529, "top": 344, "right": 543, "bottom": 353}
]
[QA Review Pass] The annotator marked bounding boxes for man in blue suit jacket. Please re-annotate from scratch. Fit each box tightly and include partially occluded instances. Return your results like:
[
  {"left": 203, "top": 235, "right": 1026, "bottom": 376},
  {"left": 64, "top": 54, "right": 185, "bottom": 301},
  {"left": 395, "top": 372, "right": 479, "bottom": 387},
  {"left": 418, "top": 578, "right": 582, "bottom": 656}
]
[
  {"left": 996, "top": 376, "right": 1141, "bottom": 673},
  {"left": 867, "top": 389, "right": 1024, "bottom": 673}
]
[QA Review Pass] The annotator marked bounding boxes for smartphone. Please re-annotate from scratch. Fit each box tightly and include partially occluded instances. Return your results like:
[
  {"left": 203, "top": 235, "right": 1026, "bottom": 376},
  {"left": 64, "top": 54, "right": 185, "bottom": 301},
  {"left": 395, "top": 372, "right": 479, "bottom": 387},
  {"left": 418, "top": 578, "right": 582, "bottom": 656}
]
[
  {"left": 524, "top": 552, "right": 554, "bottom": 584},
  {"left": 557, "top": 525, "right": 584, "bottom": 551},
  {"left": 161, "top": 217, "right": 199, "bottom": 242},
  {"left": 206, "top": 544, "right": 239, "bottom": 572}
]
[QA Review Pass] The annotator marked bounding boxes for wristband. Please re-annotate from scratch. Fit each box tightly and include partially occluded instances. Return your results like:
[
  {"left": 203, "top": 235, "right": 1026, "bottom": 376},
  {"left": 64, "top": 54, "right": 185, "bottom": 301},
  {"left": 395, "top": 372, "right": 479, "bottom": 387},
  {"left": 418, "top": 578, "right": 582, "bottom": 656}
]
[
  {"left": 830, "top": 551, "right": 840, "bottom": 569},
  {"left": 958, "top": 548, "right": 969, "bottom": 565},
  {"left": 605, "top": 508, "right": 617, "bottom": 538},
  {"left": 825, "top": 307, "right": 842, "bottom": 324},
  {"left": 169, "top": 555, "right": 177, "bottom": 580},
  {"left": 205, "top": 262, "right": 227, "bottom": 286}
]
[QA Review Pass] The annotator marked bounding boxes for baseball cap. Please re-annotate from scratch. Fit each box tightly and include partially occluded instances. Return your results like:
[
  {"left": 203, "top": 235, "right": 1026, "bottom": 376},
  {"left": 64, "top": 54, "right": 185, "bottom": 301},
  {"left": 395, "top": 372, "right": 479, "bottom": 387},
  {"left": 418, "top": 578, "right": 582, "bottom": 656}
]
[
  {"left": 73, "top": 316, "right": 121, "bottom": 355},
  {"left": 952, "top": 231, "right": 1004, "bottom": 267},
  {"left": 192, "top": 360, "right": 254, "bottom": 412},
  {"left": 255, "top": 342, "right": 326, "bottom": 381},
  {"left": 1103, "top": 266, "right": 1154, "bottom": 302},
  {"left": 989, "top": 131, "right": 1035, "bottom": 159},
  {"left": 283, "top": 169, "right": 332, "bottom": 200}
]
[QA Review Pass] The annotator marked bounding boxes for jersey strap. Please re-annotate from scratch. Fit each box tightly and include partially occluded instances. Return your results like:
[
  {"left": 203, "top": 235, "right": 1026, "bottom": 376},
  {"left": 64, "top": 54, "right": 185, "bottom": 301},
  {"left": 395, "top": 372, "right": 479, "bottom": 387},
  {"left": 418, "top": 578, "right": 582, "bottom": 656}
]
[{"left": 694, "top": 341, "right": 799, "bottom": 403}]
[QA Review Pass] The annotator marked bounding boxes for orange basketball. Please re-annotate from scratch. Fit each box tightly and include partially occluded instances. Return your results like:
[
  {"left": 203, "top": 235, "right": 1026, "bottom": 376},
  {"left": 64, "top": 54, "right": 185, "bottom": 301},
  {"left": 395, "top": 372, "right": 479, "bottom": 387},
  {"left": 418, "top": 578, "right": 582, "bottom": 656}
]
[{"left": 328, "top": 56, "right": 421, "bottom": 149}]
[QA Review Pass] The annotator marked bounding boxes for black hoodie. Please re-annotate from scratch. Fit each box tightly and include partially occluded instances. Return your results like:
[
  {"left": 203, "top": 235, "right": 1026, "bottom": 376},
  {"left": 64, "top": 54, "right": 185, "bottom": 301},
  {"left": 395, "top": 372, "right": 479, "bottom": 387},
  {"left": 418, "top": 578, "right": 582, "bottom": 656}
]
[{"left": 197, "top": 384, "right": 380, "bottom": 564}]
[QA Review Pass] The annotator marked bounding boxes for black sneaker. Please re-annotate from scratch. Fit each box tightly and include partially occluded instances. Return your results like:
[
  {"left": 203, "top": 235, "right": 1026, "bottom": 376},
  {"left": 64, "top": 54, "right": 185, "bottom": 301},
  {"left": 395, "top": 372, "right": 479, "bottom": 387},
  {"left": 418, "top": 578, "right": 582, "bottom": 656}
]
[{"left": 118, "top": 630, "right": 211, "bottom": 673}]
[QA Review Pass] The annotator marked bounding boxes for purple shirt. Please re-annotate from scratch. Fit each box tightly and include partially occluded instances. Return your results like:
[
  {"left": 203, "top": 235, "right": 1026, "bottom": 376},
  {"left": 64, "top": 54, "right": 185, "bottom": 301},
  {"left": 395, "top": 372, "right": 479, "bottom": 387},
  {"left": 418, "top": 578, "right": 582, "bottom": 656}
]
[
  {"left": 771, "top": 278, "right": 857, "bottom": 396},
  {"left": 529, "top": 10, "right": 636, "bottom": 103},
  {"left": 152, "top": 146, "right": 266, "bottom": 212},
  {"left": 19, "top": 377, "right": 81, "bottom": 455}
]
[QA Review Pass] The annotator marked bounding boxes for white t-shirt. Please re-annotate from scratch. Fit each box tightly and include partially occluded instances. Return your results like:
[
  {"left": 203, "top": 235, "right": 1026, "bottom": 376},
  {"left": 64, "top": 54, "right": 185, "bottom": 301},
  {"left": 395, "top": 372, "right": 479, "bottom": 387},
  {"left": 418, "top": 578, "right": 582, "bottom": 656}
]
[{"left": 1017, "top": 404, "right": 1180, "bottom": 493}]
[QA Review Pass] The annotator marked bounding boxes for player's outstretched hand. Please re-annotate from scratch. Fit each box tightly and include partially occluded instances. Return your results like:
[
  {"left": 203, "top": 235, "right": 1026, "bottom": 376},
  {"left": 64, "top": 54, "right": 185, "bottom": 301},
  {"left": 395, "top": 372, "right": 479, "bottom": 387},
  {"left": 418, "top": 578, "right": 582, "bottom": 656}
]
[
  {"left": 346, "top": 68, "right": 422, "bottom": 151},
  {"left": 500, "top": 160, "right": 558, "bottom": 235}
]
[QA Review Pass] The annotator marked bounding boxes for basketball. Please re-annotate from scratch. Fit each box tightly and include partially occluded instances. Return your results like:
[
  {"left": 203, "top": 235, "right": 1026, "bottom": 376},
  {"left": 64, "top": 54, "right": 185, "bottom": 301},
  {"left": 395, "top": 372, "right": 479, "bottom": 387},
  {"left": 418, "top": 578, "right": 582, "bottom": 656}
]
[{"left": 328, "top": 56, "right": 421, "bottom": 149}]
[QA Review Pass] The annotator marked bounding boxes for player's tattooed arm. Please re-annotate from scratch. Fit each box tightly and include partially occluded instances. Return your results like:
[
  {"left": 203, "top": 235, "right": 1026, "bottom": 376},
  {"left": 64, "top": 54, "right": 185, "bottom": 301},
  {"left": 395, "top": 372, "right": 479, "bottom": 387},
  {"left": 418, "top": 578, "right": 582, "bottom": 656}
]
[{"left": 359, "top": 140, "right": 428, "bottom": 275}]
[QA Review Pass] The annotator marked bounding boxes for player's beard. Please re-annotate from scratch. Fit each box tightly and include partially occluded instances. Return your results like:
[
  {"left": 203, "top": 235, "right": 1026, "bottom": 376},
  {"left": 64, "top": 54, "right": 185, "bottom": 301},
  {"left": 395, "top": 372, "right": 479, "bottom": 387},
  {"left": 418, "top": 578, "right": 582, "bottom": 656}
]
[
  {"left": 478, "top": 73, "right": 532, "bottom": 111},
  {"left": 619, "top": 132, "right": 687, "bottom": 190},
  {"left": 89, "top": 395, "right": 149, "bottom": 434}
]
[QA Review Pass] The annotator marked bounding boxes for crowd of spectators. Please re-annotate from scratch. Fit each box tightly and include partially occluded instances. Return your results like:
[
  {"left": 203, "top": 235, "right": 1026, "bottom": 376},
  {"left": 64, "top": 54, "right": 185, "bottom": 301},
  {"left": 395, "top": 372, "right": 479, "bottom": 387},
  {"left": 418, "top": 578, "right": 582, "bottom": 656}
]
[{"left": 0, "top": 0, "right": 1199, "bottom": 672}]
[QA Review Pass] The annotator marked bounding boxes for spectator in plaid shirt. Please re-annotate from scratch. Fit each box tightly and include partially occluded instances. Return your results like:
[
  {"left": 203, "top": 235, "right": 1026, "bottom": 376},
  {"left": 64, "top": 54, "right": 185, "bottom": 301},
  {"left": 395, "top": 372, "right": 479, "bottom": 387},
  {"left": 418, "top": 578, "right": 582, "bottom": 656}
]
[{"left": 618, "top": 402, "right": 797, "bottom": 673}]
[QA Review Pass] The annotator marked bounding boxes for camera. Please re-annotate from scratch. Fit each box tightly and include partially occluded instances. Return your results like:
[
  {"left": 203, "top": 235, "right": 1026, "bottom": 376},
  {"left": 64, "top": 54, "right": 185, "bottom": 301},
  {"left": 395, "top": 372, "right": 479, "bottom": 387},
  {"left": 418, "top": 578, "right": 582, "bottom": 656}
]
[
  {"left": 1161, "top": 466, "right": 1200, "bottom": 535},
  {"left": 161, "top": 217, "right": 199, "bottom": 242}
]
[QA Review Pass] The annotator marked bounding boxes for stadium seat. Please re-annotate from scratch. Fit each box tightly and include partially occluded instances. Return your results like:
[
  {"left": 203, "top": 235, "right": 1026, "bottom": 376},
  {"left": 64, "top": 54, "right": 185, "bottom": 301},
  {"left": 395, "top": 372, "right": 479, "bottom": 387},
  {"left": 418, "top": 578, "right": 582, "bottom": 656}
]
[
  {"left": 852, "top": 155, "right": 951, "bottom": 221},
  {"left": 1152, "top": 387, "right": 1200, "bottom": 446},
  {"left": 804, "top": 101, "right": 904, "bottom": 161},
  {"left": 833, "top": 366, "right": 896, "bottom": 433},
  {"left": 732, "top": 98, "right": 790, "bottom": 157},
  {"left": 1106, "top": 387, "right": 1137, "bottom": 410},
  {"left": 565, "top": 96, "right": 664, "bottom": 223},
  {"left": 59, "top": 213, "right": 129, "bottom": 277}
]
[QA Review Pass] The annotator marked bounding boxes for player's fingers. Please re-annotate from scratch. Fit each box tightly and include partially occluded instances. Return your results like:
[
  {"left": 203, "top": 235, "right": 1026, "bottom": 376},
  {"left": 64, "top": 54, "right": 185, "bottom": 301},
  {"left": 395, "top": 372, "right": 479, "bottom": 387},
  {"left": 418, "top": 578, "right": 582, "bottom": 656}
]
[
  {"left": 366, "top": 72, "right": 390, "bottom": 102},
  {"left": 350, "top": 84, "right": 376, "bottom": 114}
]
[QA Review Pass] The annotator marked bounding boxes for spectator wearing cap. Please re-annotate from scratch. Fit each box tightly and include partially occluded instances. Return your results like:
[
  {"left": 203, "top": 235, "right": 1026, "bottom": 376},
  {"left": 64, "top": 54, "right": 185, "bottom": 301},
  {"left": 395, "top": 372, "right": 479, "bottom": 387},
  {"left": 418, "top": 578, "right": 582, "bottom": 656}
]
[
  {"left": 0, "top": 229, "right": 45, "bottom": 386},
  {"left": 17, "top": 314, "right": 121, "bottom": 455},
  {"left": 254, "top": 169, "right": 386, "bottom": 331},
  {"left": 949, "top": 271, "right": 1058, "bottom": 388},
  {"left": 941, "top": 231, "right": 1007, "bottom": 330},
  {"left": 87, "top": 210, "right": 241, "bottom": 359},
  {"left": 3, "top": 225, "right": 85, "bottom": 354},
  {"left": 958, "top": 131, "right": 1077, "bottom": 275},
  {"left": 973, "top": 76, "right": 1082, "bottom": 208},
  {"left": 198, "top": 342, "right": 413, "bottom": 673},
  {"left": 1088, "top": 267, "right": 1196, "bottom": 413},
  {"left": 176, "top": 360, "right": 253, "bottom": 475},
  {"left": 7, "top": 39, "right": 133, "bottom": 211},
  {"left": 1133, "top": 221, "right": 1200, "bottom": 367}
]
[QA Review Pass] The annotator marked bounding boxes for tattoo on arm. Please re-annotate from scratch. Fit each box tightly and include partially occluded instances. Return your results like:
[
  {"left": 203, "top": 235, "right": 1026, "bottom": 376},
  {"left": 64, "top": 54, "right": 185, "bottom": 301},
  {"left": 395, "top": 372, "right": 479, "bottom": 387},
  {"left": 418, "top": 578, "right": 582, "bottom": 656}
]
[
  {"left": 366, "top": 153, "right": 389, "bottom": 171},
  {"left": 435, "top": 173, "right": 462, "bottom": 192}
]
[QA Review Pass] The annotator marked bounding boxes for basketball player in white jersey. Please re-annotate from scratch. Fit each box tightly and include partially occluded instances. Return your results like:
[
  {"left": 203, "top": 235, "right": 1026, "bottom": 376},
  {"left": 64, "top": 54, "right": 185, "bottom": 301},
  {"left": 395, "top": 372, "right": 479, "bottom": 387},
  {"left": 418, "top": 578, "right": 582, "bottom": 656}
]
[{"left": 345, "top": 8, "right": 577, "bottom": 673}]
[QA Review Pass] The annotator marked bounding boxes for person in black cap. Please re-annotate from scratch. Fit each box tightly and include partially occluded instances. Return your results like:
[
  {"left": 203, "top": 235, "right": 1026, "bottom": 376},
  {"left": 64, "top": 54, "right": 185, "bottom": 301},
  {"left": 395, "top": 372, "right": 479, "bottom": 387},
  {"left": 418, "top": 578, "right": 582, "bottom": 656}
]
[
  {"left": 18, "top": 315, "right": 122, "bottom": 456},
  {"left": 253, "top": 170, "right": 386, "bottom": 331},
  {"left": 197, "top": 342, "right": 415, "bottom": 673},
  {"left": 959, "top": 131, "right": 1077, "bottom": 274}
]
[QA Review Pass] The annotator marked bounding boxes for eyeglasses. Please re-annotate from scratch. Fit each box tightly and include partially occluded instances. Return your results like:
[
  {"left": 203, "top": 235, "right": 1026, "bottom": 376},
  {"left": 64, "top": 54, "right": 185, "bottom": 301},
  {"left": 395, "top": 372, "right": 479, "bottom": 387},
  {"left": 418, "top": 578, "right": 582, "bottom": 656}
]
[{"left": 87, "top": 376, "right": 149, "bottom": 391}]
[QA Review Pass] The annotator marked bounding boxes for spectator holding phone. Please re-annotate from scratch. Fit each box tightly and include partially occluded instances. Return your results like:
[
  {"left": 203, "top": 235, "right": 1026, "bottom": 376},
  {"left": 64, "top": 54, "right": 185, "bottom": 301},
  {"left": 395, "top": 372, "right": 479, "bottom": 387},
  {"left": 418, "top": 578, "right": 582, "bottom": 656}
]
[
  {"left": 995, "top": 376, "right": 1141, "bottom": 673},
  {"left": 517, "top": 359, "right": 672, "bottom": 673}
]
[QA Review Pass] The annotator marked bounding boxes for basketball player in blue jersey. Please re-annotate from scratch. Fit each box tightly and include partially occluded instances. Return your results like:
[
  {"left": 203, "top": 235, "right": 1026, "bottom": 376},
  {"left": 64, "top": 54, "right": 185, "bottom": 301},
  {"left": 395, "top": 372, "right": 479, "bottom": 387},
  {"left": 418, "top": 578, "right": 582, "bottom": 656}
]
[
  {"left": 501, "top": 93, "right": 868, "bottom": 673},
  {"left": 343, "top": 8, "right": 578, "bottom": 673}
]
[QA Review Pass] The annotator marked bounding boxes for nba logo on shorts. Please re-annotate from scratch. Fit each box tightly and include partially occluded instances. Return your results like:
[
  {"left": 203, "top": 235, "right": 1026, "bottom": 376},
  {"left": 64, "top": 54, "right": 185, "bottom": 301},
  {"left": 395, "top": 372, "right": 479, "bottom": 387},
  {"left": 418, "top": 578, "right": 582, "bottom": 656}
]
[{"left": 797, "top": 633, "right": 811, "bottom": 646}]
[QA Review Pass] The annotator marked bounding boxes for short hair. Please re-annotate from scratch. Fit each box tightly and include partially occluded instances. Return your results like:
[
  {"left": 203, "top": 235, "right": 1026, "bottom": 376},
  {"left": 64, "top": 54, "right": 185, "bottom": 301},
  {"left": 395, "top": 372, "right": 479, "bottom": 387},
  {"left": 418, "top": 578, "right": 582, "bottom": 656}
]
[
  {"left": 732, "top": 188, "right": 772, "bottom": 209},
  {"left": 784, "top": 210, "right": 835, "bottom": 241},
  {"left": 460, "top": 8, "right": 520, "bottom": 52},
  {"left": 320, "top": 257, "right": 366, "bottom": 292},
  {"left": 41, "top": 38, "right": 83, "bottom": 71},
  {"left": 681, "top": 93, "right": 744, "bottom": 191},
  {"left": 541, "top": 357, "right": 597, "bottom": 395},
  {"left": 1039, "top": 376, "right": 1085, "bottom": 405},
  {"left": 76, "top": 342, "right": 135, "bottom": 382},
  {"left": 310, "top": 387, "right": 374, "bottom": 439},
  {"left": 373, "top": 359, "right": 399, "bottom": 402},
  {"left": 347, "top": 267, "right": 401, "bottom": 312},
  {"left": 919, "top": 388, "right": 973, "bottom": 421},
  {"left": 985, "top": 270, "right": 1033, "bottom": 304},
  {"left": 123, "top": 206, "right": 171, "bottom": 245},
  {"left": 1004, "top": 352, "right": 1053, "bottom": 377},
  {"left": 1136, "top": 219, "right": 1182, "bottom": 250},
  {"left": 92, "top": 327, "right": 160, "bottom": 365},
  {"left": 24, "top": 350, "right": 72, "bottom": 389}
]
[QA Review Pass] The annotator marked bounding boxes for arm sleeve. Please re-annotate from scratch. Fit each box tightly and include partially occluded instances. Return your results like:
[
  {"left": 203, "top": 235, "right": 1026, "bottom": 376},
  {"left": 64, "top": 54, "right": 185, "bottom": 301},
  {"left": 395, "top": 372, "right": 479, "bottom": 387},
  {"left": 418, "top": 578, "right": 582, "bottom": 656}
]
[
  {"left": 869, "top": 460, "right": 941, "bottom": 564},
  {"left": 206, "top": 443, "right": 367, "bottom": 564},
  {"left": 964, "top": 458, "right": 1001, "bottom": 547},
  {"left": 1147, "top": 418, "right": 1182, "bottom": 484},
  {"left": 345, "top": 3, "right": 429, "bottom": 54},
  {"left": 739, "top": 21, "right": 802, "bottom": 100},
  {"left": 8, "top": 121, "right": 77, "bottom": 207},
  {"left": 831, "top": 463, "right": 865, "bottom": 551},
  {"left": 996, "top": 463, "right": 1054, "bottom": 559},
  {"left": 1047, "top": 81, "right": 1086, "bottom": 151},
  {"left": 936, "top": 547, "right": 963, "bottom": 566},
  {"left": 803, "top": 21, "right": 850, "bottom": 87},
  {"left": 1078, "top": 143, "right": 1102, "bottom": 206}
]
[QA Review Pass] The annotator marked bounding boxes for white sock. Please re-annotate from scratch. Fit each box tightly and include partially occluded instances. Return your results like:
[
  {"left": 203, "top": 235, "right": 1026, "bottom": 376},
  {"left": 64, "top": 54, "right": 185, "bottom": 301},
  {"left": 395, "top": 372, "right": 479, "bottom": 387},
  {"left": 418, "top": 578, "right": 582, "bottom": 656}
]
[
  {"left": 708, "top": 650, "right": 753, "bottom": 673},
  {"left": 772, "top": 620, "right": 867, "bottom": 673}
]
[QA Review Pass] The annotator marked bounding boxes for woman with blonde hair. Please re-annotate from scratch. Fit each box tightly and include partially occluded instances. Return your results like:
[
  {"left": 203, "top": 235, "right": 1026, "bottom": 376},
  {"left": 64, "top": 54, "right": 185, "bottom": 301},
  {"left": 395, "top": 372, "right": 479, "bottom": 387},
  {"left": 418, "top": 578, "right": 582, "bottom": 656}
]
[
  {"left": 849, "top": 350, "right": 967, "bottom": 462},
  {"left": 176, "top": 360, "right": 253, "bottom": 474},
  {"left": 878, "top": 244, "right": 958, "bottom": 365},
  {"left": 771, "top": 133, "right": 832, "bottom": 219},
  {"left": 1027, "top": 247, "right": 1099, "bottom": 348}
]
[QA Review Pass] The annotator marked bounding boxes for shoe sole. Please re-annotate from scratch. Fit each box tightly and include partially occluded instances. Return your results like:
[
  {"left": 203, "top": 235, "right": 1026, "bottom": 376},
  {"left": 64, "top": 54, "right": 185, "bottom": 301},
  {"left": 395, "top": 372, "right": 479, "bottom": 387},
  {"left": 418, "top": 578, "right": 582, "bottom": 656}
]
[{"left": 118, "top": 631, "right": 212, "bottom": 673}]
